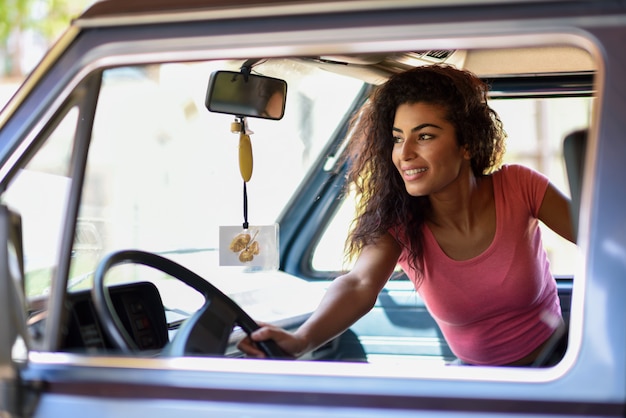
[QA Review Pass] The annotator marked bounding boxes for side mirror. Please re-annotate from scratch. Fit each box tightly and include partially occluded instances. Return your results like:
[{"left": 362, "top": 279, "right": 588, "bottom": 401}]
[{"left": 205, "top": 71, "right": 287, "bottom": 120}]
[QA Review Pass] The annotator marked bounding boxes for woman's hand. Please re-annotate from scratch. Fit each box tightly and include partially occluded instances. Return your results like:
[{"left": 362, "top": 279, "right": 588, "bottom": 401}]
[
  {"left": 238, "top": 235, "right": 401, "bottom": 359},
  {"left": 238, "top": 322, "right": 307, "bottom": 358}
]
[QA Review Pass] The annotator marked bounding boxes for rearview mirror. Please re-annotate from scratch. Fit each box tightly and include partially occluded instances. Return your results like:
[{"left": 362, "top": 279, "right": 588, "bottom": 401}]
[{"left": 205, "top": 71, "right": 287, "bottom": 120}]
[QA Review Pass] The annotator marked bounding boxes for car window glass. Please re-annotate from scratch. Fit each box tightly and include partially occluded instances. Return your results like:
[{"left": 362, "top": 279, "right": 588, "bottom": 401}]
[
  {"left": 2, "top": 107, "right": 77, "bottom": 298},
  {"left": 69, "top": 60, "right": 364, "bottom": 302}
]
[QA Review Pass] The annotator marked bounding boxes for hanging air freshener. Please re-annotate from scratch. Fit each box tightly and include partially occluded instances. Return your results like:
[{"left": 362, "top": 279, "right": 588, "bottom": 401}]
[
  {"left": 219, "top": 116, "right": 279, "bottom": 269},
  {"left": 230, "top": 230, "right": 259, "bottom": 262}
]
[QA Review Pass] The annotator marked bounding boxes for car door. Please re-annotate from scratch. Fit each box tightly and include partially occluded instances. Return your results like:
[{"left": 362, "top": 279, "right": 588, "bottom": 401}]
[{"left": 0, "top": 1, "right": 625, "bottom": 417}]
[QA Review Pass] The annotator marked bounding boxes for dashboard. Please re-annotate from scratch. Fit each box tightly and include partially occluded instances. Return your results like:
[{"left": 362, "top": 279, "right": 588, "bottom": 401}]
[{"left": 31, "top": 282, "right": 170, "bottom": 353}]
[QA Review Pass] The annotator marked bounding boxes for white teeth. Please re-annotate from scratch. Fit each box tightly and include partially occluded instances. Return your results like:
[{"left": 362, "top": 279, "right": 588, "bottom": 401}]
[{"left": 405, "top": 168, "right": 427, "bottom": 175}]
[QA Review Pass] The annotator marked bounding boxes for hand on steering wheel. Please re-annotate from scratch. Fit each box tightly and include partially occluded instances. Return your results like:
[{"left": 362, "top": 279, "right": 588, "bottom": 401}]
[{"left": 91, "top": 249, "right": 292, "bottom": 359}]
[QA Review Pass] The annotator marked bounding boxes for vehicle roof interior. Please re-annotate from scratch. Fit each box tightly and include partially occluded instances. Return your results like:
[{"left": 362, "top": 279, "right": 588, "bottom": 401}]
[{"left": 297, "top": 46, "right": 595, "bottom": 86}]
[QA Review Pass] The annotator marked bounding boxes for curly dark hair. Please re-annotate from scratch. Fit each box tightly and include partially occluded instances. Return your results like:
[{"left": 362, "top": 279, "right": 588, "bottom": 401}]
[{"left": 344, "top": 64, "right": 506, "bottom": 279}]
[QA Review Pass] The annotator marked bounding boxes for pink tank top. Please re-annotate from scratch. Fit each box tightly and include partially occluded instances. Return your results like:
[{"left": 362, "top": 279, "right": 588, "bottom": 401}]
[{"left": 394, "top": 164, "right": 561, "bottom": 365}]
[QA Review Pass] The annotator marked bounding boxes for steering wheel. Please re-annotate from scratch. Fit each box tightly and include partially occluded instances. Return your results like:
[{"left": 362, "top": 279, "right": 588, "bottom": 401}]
[{"left": 91, "top": 249, "right": 291, "bottom": 359}]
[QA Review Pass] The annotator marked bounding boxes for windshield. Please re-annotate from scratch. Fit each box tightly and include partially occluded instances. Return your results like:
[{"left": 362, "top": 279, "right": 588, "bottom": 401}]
[{"left": 4, "top": 59, "right": 365, "bottom": 302}]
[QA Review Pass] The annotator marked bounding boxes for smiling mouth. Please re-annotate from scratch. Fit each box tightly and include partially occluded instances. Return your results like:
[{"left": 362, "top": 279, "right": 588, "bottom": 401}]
[{"left": 404, "top": 168, "right": 427, "bottom": 176}]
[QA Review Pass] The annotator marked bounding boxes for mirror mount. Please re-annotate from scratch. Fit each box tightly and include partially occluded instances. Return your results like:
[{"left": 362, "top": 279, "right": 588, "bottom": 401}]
[
  {"left": 239, "top": 58, "right": 263, "bottom": 82},
  {"left": 240, "top": 65, "right": 251, "bottom": 83}
]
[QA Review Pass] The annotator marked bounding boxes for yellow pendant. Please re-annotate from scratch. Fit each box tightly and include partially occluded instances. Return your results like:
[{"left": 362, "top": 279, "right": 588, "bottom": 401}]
[{"left": 239, "top": 132, "right": 253, "bottom": 182}]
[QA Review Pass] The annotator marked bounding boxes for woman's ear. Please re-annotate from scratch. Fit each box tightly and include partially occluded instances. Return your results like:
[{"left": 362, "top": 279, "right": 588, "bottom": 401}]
[{"left": 463, "top": 144, "right": 471, "bottom": 160}]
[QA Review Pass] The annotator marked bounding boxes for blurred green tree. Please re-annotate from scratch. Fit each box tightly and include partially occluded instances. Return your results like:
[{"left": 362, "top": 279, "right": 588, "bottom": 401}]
[{"left": 0, "top": 0, "right": 89, "bottom": 76}]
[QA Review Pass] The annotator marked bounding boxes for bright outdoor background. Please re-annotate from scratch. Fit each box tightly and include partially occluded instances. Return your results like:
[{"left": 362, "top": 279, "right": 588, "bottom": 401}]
[{"left": 0, "top": 0, "right": 94, "bottom": 106}]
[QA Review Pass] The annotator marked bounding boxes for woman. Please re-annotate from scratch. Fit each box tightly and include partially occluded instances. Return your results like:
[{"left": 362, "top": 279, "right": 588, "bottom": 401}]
[{"left": 239, "top": 64, "right": 575, "bottom": 366}]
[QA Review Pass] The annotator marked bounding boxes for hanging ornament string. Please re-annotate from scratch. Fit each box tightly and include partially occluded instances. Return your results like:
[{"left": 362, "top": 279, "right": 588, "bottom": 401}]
[{"left": 243, "top": 180, "right": 249, "bottom": 229}]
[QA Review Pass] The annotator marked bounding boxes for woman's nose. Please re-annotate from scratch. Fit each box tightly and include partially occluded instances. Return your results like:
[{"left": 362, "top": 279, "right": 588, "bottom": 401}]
[{"left": 400, "top": 138, "right": 416, "bottom": 160}]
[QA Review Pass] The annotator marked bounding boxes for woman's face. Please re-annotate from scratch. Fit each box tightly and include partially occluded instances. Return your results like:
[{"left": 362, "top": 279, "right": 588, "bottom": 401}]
[{"left": 391, "top": 102, "right": 470, "bottom": 197}]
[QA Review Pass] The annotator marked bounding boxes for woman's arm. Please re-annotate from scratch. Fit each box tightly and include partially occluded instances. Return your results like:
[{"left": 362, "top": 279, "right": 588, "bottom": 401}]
[
  {"left": 538, "top": 182, "right": 576, "bottom": 244},
  {"left": 238, "top": 232, "right": 401, "bottom": 358}
]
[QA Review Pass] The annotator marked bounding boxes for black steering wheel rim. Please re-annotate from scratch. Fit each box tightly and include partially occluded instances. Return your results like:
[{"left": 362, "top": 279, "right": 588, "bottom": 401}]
[{"left": 91, "top": 249, "right": 290, "bottom": 358}]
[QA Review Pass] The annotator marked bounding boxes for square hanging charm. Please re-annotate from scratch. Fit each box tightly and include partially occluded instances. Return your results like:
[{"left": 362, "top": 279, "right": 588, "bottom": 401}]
[{"left": 219, "top": 224, "right": 279, "bottom": 269}]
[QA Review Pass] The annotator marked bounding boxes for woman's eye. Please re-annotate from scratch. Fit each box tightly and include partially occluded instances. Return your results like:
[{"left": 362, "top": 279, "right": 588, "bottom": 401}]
[
  {"left": 392, "top": 135, "right": 403, "bottom": 144},
  {"left": 418, "top": 133, "right": 434, "bottom": 141}
]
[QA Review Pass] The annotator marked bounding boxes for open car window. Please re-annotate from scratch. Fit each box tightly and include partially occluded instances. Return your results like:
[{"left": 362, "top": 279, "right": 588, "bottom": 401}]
[{"left": 2, "top": 40, "right": 596, "bottom": 371}]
